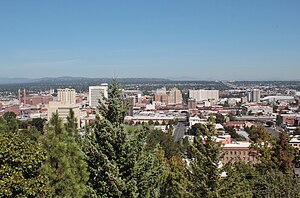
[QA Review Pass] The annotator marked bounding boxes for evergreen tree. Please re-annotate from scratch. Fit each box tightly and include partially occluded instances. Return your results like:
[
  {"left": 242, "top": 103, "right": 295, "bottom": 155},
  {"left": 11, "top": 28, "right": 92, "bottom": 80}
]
[
  {"left": 41, "top": 112, "right": 89, "bottom": 197},
  {"left": 160, "top": 155, "right": 190, "bottom": 198},
  {"left": 188, "top": 123, "right": 223, "bottom": 198},
  {"left": 85, "top": 79, "right": 130, "bottom": 196},
  {"left": 220, "top": 162, "right": 253, "bottom": 198},
  {"left": 252, "top": 168, "right": 300, "bottom": 197},
  {"left": 31, "top": 118, "right": 46, "bottom": 134},
  {"left": 86, "top": 79, "right": 166, "bottom": 197},
  {"left": 132, "top": 144, "right": 168, "bottom": 198}
]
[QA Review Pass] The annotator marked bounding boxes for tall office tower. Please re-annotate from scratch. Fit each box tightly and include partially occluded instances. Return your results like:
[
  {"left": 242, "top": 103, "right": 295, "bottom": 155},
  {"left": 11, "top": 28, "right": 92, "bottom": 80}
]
[
  {"left": 189, "top": 90, "right": 219, "bottom": 102},
  {"left": 168, "top": 87, "right": 183, "bottom": 105},
  {"left": 89, "top": 83, "right": 108, "bottom": 108},
  {"left": 188, "top": 98, "right": 197, "bottom": 109},
  {"left": 57, "top": 88, "right": 76, "bottom": 105},
  {"left": 251, "top": 89, "right": 261, "bottom": 103}
]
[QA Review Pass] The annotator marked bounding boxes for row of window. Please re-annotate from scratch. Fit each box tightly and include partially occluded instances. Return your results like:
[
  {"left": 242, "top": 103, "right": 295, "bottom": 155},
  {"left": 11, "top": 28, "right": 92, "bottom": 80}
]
[{"left": 224, "top": 150, "right": 250, "bottom": 156}]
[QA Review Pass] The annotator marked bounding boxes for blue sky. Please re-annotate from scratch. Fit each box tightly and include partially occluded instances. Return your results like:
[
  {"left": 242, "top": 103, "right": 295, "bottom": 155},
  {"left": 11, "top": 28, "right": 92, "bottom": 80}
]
[{"left": 0, "top": 0, "right": 299, "bottom": 80}]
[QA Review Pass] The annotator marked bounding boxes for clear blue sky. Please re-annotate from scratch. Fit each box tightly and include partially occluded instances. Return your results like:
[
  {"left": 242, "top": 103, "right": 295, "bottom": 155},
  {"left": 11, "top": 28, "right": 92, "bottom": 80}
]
[{"left": 0, "top": 0, "right": 299, "bottom": 80}]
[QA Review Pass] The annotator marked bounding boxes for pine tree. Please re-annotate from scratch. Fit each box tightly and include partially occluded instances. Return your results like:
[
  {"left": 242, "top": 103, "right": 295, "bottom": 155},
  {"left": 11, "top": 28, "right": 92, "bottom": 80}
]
[
  {"left": 85, "top": 79, "right": 129, "bottom": 196},
  {"left": 130, "top": 129, "right": 168, "bottom": 198},
  {"left": 220, "top": 162, "right": 253, "bottom": 198},
  {"left": 188, "top": 123, "right": 223, "bottom": 198},
  {"left": 160, "top": 155, "right": 190, "bottom": 198},
  {"left": 41, "top": 112, "right": 89, "bottom": 197},
  {"left": 86, "top": 79, "right": 166, "bottom": 197}
]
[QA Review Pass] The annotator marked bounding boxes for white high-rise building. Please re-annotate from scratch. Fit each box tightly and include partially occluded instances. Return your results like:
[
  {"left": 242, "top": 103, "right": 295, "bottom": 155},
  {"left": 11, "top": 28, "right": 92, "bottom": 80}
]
[
  {"left": 189, "top": 90, "right": 219, "bottom": 102},
  {"left": 89, "top": 84, "right": 108, "bottom": 108},
  {"left": 57, "top": 88, "right": 76, "bottom": 105}
]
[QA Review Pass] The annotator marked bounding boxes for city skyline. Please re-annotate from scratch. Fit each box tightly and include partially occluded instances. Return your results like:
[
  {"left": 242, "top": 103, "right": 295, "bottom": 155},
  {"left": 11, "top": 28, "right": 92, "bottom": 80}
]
[{"left": 1, "top": 1, "right": 300, "bottom": 80}]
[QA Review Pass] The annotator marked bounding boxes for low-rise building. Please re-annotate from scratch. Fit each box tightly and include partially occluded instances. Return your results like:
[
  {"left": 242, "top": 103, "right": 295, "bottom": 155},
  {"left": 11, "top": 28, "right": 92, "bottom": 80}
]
[{"left": 222, "top": 141, "right": 257, "bottom": 164}]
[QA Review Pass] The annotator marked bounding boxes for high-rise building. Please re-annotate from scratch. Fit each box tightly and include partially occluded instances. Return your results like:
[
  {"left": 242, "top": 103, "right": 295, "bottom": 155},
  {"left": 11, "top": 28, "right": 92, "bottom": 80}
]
[
  {"left": 156, "top": 87, "right": 167, "bottom": 95},
  {"left": 89, "top": 84, "right": 108, "bottom": 108},
  {"left": 57, "top": 88, "right": 76, "bottom": 105},
  {"left": 251, "top": 89, "right": 261, "bottom": 103},
  {"left": 188, "top": 98, "right": 197, "bottom": 109},
  {"left": 168, "top": 87, "right": 183, "bottom": 105},
  {"left": 154, "top": 87, "right": 168, "bottom": 104},
  {"left": 189, "top": 90, "right": 219, "bottom": 102}
]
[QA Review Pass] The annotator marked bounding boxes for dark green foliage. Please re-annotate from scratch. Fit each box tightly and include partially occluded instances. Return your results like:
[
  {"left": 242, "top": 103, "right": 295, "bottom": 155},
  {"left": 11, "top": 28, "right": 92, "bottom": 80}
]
[
  {"left": 146, "top": 129, "right": 182, "bottom": 159},
  {"left": 131, "top": 142, "right": 167, "bottom": 198},
  {"left": 188, "top": 124, "right": 223, "bottom": 197},
  {"left": 160, "top": 156, "right": 190, "bottom": 198},
  {"left": 189, "top": 123, "right": 206, "bottom": 136},
  {"left": 224, "top": 126, "right": 246, "bottom": 141},
  {"left": 41, "top": 113, "right": 89, "bottom": 197},
  {"left": 221, "top": 162, "right": 253, "bottom": 198},
  {"left": 31, "top": 118, "right": 46, "bottom": 134},
  {"left": 2, "top": 112, "right": 18, "bottom": 133},
  {"left": 98, "top": 79, "right": 126, "bottom": 125},
  {"left": 0, "top": 132, "right": 50, "bottom": 197},
  {"left": 251, "top": 168, "right": 300, "bottom": 197},
  {"left": 222, "top": 161, "right": 300, "bottom": 198},
  {"left": 215, "top": 113, "right": 226, "bottom": 124},
  {"left": 0, "top": 117, "right": 9, "bottom": 132},
  {"left": 86, "top": 79, "right": 170, "bottom": 197},
  {"left": 86, "top": 79, "right": 134, "bottom": 196}
]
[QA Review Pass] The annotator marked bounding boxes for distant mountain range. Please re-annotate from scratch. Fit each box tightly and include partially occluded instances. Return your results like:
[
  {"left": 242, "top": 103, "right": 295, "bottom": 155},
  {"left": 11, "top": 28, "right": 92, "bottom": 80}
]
[
  {"left": 0, "top": 77, "right": 172, "bottom": 85},
  {"left": 0, "top": 78, "right": 36, "bottom": 84}
]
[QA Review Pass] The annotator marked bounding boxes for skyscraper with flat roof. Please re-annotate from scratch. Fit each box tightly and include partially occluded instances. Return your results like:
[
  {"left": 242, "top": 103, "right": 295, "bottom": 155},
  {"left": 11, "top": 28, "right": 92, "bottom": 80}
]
[
  {"left": 57, "top": 88, "right": 76, "bottom": 105},
  {"left": 168, "top": 87, "right": 183, "bottom": 105},
  {"left": 89, "top": 84, "right": 108, "bottom": 108},
  {"left": 189, "top": 90, "right": 219, "bottom": 102},
  {"left": 251, "top": 89, "right": 261, "bottom": 103}
]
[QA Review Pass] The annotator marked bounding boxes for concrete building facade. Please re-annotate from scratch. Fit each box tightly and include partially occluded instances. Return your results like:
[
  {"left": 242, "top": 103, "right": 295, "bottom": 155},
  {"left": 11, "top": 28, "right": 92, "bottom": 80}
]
[
  {"left": 168, "top": 87, "right": 183, "bottom": 105},
  {"left": 89, "top": 84, "right": 108, "bottom": 108},
  {"left": 57, "top": 88, "right": 76, "bottom": 105},
  {"left": 189, "top": 89, "right": 219, "bottom": 102}
]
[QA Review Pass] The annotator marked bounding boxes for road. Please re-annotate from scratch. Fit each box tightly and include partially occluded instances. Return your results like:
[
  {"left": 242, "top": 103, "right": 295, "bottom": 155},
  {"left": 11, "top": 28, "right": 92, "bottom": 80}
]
[{"left": 173, "top": 121, "right": 188, "bottom": 141}]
